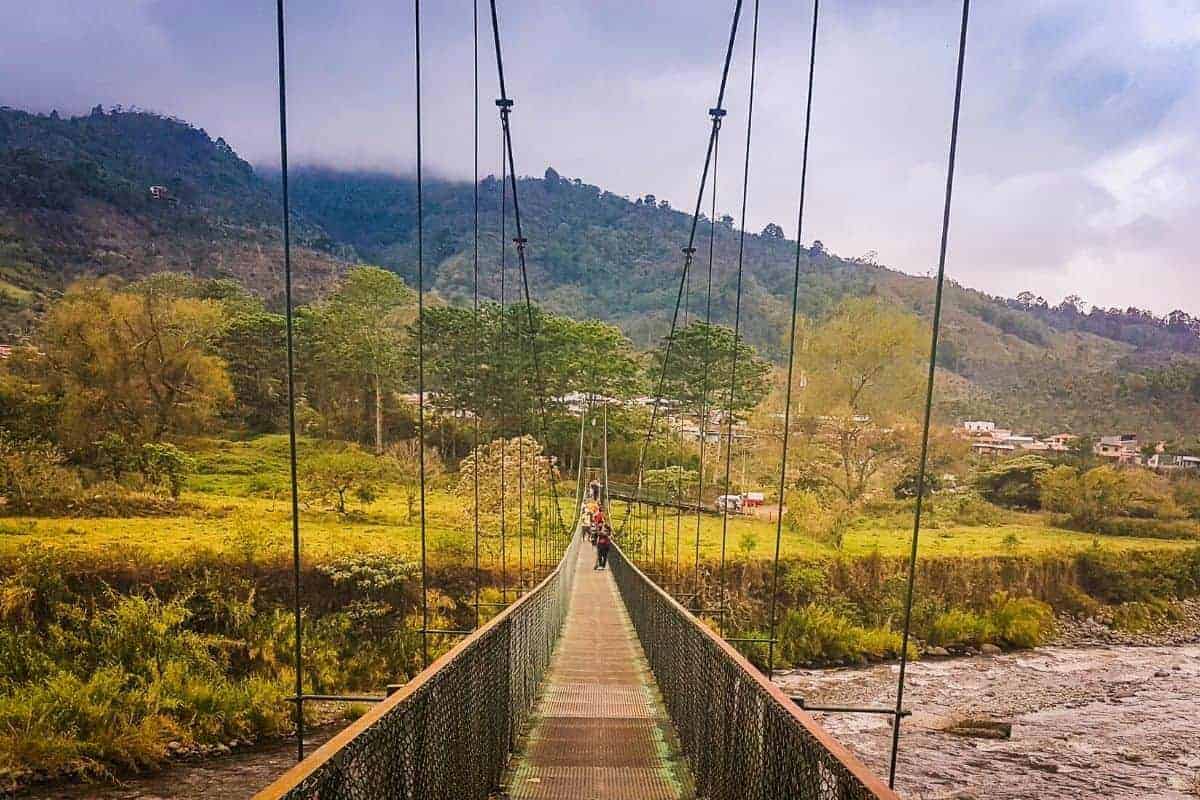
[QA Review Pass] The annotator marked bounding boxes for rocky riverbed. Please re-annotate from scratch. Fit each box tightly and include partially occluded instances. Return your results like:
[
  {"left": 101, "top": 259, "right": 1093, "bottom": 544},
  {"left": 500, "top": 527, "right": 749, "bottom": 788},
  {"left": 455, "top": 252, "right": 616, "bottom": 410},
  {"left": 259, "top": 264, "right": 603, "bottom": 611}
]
[{"left": 776, "top": 644, "right": 1200, "bottom": 799}]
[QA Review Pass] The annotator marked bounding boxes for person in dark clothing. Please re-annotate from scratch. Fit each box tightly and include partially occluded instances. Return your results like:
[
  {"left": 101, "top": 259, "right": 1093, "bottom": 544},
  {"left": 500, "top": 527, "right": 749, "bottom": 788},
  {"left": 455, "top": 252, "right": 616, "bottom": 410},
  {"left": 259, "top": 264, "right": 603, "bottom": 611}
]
[
  {"left": 594, "top": 527, "right": 612, "bottom": 569},
  {"left": 589, "top": 479, "right": 601, "bottom": 502}
]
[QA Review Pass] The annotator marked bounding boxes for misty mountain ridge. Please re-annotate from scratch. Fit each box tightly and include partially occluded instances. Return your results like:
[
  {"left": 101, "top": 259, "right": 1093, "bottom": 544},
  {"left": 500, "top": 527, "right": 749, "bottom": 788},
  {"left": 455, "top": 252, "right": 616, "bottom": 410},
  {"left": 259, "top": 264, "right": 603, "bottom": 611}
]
[{"left": 1, "top": 106, "right": 1198, "bottom": 438}]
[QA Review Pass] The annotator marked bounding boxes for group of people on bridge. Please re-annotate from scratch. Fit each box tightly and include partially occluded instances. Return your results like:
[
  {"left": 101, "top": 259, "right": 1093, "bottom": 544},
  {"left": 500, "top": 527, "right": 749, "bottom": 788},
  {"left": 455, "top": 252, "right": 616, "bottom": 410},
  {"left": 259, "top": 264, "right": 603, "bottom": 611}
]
[{"left": 583, "top": 479, "right": 613, "bottom": 569}]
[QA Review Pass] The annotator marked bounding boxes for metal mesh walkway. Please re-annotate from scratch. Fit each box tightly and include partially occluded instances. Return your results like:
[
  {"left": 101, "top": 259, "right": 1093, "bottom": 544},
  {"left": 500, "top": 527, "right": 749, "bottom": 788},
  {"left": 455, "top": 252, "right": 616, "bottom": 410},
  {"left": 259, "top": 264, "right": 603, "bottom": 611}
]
[{"left": 503, "top": 540, "right": 694, "bottom": 800}]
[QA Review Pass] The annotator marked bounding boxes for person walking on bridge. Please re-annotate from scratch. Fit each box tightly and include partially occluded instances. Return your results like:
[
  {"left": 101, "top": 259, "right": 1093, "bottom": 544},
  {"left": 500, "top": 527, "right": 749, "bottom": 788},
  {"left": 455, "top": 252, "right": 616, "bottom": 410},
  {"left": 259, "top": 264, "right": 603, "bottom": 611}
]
[
  {"left": 594, "top": 525, "right": 612, "bottom": 570},
  {"left": 589, "top": 479, "right": 601, "bottom": 502}
]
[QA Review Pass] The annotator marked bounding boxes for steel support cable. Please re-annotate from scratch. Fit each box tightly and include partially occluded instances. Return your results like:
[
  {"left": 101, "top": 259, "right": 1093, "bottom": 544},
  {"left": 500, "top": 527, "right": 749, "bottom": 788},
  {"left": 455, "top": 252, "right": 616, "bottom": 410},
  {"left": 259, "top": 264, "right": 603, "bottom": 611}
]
[
  {"left": 488, "top": 0, "right": 568, "bottom": 542},
  {"left": 888, "top": 0, "right": 971, "bottom": 788},
  {"left": 620, "top": 0, "right": 745, "bottom": 537},
  {"left": 718, "top": 0, "right": 759, "bottom": 636},
  {"left": 768, "top": 0, "right": 820, "bottom": 678},
  {"left": 472, "top": 0, "right": 482, "bottom": 628},
  {"left": 414, "top": 0, "right": 430, "bottom": 670},
  {"left": 692, "top": 121, "right": 721, "bottom": 603},
  {"left": 272, "top": 0, "right": 305, "bottom": 763}
]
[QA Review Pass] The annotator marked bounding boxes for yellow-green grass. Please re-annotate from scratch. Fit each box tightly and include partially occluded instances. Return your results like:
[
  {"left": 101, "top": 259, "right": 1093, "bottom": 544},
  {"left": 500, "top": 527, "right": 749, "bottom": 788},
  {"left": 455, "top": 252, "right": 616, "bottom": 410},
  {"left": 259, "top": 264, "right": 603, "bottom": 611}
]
[
  {"left": 0, "top": 433, "right": 1190, "bottom": 568},
  {"left": 606, "top": 499, "right": 1195, "bottom": 561}
]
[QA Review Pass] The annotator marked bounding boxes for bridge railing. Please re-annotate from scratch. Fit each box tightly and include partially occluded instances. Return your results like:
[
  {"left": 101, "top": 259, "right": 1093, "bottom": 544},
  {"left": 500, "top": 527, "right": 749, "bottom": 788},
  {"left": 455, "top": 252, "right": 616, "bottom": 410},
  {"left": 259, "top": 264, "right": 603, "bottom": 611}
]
[
  {"left": 609, "top": 544, "right": 898, "bottom": 800},
  {"left": 254, "top": 527, "right": 582, "bottom": 800}
]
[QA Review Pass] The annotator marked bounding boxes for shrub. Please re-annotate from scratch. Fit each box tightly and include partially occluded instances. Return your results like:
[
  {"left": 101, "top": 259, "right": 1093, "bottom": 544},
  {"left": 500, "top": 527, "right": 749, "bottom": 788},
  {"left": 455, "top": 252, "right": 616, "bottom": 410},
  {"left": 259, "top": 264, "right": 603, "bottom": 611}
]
[
  {"left": 928, "top": 608, "right": 995, "bottom": 647},
  {"left": 974, "top": 455, "right": 1053, "bottom": 509},
  {"left": 947, "top": 492, "right": 1004, "bottom": 526},
  {"left": 777, "top": 604, "right": 911, "bottom": 665},
  {"left": 987, "top": 593, "right": 1053, "bottom": 648}
]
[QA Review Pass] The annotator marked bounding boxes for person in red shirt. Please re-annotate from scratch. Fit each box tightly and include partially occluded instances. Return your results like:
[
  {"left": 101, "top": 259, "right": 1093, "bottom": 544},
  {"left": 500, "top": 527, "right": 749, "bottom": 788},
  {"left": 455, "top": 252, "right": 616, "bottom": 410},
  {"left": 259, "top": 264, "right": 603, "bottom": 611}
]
[
  {"left": 594, "top": 526, "right": 612, "bottom": 569},
  {"left": 592, "top": 507, "right": 606, "bottom": 529}
]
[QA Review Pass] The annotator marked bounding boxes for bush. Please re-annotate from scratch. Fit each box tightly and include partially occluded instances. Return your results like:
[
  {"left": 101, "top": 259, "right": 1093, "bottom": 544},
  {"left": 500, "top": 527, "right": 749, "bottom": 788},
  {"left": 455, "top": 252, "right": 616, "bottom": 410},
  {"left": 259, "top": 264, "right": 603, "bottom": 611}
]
[
  {"left": 974, "top": 455, "right": 1053, "bottom": 509},
  {"left": 0, "top": 436, "right": 83, "bottom": 514},
  {"left": 777, "top": 604, "right": 911, "bottom": 665},
  {"left": 987, "top": 593, "right": 1053, "bottom": 648},
  {"left": 946, "top": 492, "right": 1004, "bottom": 526},
  {"left": 928, "top": 608, "right": 995, "bottom": 647}
]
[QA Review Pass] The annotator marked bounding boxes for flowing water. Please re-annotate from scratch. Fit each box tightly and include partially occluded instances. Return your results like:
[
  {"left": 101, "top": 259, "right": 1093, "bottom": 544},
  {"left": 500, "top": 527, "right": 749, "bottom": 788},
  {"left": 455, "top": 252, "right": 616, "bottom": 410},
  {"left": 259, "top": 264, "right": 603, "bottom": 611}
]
[
  {"left": 776, "top": 644, "right": 1200, "bottom": 799},
  {"left": 19, "top": 645, "right": 1200, "bottom": 799}
]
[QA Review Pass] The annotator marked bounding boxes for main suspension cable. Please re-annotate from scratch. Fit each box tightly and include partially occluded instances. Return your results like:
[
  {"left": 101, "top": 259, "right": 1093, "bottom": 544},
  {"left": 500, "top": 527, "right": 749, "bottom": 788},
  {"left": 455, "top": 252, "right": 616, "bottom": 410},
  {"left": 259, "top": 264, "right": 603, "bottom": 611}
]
[
  {"left": 498, "top": 129, "right": 509, "bottom": 601},
  {"left": 489, "top": 0, "right": 569, "bottom": 542},
  {"left": 272, "top": 0, "right": 305, "bottom": 763},
  {"left": 621, "top": 0, "right": 745, "bottom": 536},
  {"left": 719, "top": 0, "right": 760, "bottom": 635},
  {"left": 889, "top": 0, "right": 971, "bottom": 787},
  {"left": 767, "top": 0, "right": 819, "bottom": 677}
]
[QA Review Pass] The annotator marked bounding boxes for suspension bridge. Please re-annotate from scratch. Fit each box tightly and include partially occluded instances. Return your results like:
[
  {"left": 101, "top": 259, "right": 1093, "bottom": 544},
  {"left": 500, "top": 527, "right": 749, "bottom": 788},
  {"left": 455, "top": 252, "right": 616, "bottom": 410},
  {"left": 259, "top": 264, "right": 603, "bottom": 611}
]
[{"left": 255, "top": 0, "right": 972, "bottom": 793}]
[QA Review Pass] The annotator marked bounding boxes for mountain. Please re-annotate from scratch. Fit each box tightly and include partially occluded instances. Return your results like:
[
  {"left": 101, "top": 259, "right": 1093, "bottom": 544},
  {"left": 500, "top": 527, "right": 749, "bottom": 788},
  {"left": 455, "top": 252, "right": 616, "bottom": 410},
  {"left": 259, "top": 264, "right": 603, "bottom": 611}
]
[
  {"left": 2, "top": 107, "right": 1199, "bottom": 439},
  {"left": 0, "top": 106, "right": 347, "bottom": 333}
]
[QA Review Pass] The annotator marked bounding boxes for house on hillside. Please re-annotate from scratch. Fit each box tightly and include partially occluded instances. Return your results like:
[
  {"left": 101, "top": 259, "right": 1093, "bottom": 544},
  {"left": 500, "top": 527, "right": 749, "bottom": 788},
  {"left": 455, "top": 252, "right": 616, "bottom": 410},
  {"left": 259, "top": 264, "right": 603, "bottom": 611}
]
[
  {"left": 1147, "top": 453, "right": 1200, "bottom": 472},
  {"left": 1094, "top": 434, "right": 1141, "bottom": 465},
  {"left": 971, "top": 440, "right": 1017, "bottom": 457},
  {"left": 961, "top": 420, "right": 996, "bottom": 436},
  {"left": 1045, "top": 433, "right": 1077, "bottom": 452}
]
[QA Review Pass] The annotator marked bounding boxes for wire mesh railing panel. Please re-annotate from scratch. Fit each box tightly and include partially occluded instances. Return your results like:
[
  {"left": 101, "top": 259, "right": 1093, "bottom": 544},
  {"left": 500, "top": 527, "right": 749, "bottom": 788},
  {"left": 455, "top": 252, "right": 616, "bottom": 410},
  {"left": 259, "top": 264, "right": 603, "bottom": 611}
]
[
  {"left": 256, "top": 529, "right": 581, "bottom": 800},
  {"left": 608, "top": 545, "right": 897, "bottom": 800}
]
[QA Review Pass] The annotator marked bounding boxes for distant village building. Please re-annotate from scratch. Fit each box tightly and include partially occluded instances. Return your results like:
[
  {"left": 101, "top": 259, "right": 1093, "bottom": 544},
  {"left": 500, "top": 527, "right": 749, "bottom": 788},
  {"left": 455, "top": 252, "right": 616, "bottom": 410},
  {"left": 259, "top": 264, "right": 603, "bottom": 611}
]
[
  {"left": 0, "top": 344, "right": 11, "bottom": 360},
  {"left": 962, "top": 420, "right": 995, "bottom": 435},
  {"left": 1147, "top": 453, "right": 1200, "bottom": 472},
  {"left": 1044, "top": 433, "right": 1077, "bottom": 451},
  {"left": 149, "top": 185, "right": 170, "bottom": 200},
  {"left": 1094, "top": 434, "right": 1141, "bottom": 465}
]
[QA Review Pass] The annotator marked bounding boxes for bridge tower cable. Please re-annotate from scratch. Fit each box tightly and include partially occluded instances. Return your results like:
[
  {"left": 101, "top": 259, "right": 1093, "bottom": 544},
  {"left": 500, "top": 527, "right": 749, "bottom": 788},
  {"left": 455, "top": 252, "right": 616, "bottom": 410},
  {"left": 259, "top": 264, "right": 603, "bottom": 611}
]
[
  {"left": 718, "top": 0, "right": 760, "bottom": 636},
  {"left": 272, "top": 0, "right": 306, "bottom": 763},
  {"left": 414, "top": 0, "right": 430, "bottom": 669},
  {"left": 472, "top": 0, "right": 482, "bottom": 628},
  {"left": 888, "top": 0, "right": 972, "bottom": 788},
  {"left": 488, "top": 0, "right": 569, "bottom": 543},
  {"left": 620, "top": 0, "right": 745, "bottom": 540},
  {"left": 767, "top": 0, "right": 820, "bottom": 679}
]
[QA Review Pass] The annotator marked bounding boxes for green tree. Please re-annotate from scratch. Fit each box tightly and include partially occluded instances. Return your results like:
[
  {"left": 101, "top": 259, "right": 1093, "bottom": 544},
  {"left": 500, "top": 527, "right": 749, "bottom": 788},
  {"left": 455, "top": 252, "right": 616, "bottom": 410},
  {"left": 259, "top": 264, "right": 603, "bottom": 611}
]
[
  {"left": 651, "top": 321, "right": 770, "bottom": 416},
  {"left": 303, "top": 445, "right": 390, "bottom": 514},
  {"left": 218, "top": 310, "right": 287, "bottom": 431},
  {"left": 305, "top": 267, "right": 414, "bottom": 453},
  {"left": 975, "top": 454, "right": 1053, "bottom": 509},
  {"left": 790, "top": 297, "right": 926, "bottom": 505},
  {"left": 33, "top": 279, "right": 232, "bottom": 451}
]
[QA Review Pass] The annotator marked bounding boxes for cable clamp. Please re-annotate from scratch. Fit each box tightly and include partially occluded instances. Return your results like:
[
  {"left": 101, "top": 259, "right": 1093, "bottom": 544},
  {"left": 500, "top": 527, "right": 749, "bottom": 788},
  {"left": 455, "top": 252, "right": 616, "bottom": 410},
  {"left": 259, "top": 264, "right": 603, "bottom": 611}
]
[
  {"left": 496, "top": 98, "right": 514, "bottom": 116},
  {"left": 513, "top": 236, "right": 528, "bottom": 254}
]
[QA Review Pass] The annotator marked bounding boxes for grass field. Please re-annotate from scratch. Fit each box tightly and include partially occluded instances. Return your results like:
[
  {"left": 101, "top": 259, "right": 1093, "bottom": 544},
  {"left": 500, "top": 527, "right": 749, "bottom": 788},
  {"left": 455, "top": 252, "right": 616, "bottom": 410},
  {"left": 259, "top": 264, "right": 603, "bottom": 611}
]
[
  {"left": 608, "top": 499, "right": 1195, "bottom": 562},
  {"left": 0, "top": 434, "right": 1190, "bottom": 568}
]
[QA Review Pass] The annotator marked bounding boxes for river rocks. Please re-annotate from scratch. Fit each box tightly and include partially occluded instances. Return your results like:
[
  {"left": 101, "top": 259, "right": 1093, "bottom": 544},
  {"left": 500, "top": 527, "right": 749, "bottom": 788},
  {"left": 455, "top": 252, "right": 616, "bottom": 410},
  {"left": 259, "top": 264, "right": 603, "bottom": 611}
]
[
  {"left": 926, "top": 646, "right": 951, "bottom": 657},
  {"left": 980, "top": 643, "right": 1002, "bottom": 656}
]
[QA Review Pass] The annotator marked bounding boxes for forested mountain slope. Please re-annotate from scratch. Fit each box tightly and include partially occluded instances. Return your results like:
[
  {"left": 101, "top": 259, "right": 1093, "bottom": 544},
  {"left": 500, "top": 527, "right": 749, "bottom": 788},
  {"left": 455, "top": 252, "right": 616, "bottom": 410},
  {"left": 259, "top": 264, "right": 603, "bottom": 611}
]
[
  {"left": 0, "top": 107, "right": 347, "bottom": 334},
  {"left": 1, "top": 107, "right": 1198, "bottom": 437}
]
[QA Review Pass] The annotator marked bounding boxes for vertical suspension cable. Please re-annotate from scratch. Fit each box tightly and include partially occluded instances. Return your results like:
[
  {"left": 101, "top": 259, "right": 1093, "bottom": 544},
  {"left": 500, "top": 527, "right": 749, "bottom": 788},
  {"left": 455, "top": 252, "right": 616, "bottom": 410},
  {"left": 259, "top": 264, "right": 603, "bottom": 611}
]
[
  {"left": 498, "top": 131, "right": 508, "bottom": 601},
  {"left": 273, "top": 0, "right": 305, "bottom": 763},
  {"left": 768, "top": 0, "right": 820, "bottom": 677},
  {"left": 414, "top": 0, "right": 430, "bottom": 670},
  {"left": 471, "top": 0, "right": 482, "bottom": 629},
  {"left": 889, "top": 0, "right": 971, "bottom": 787},
  {"left": 621, "top": 0, "right": 744, "bottom": 537},
  {"left": 692, "top": 117, "right": 721, "bottom": 605},
  {"left": 719, "top": 0, "right": 759, "bottom": 636}
]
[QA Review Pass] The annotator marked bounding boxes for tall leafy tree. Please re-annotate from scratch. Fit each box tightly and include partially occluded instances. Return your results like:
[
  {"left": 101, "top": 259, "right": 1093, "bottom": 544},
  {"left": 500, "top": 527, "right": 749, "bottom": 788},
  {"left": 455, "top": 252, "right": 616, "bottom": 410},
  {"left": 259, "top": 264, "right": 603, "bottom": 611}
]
[
  {"left": 304, "top": 267, "right": 414, "bottom": 453},
  {"left": 33, "top": 278, "right": 232, "bottom": 451},
  {"left": 650, "top": 321, "right": 770, "bottom": 417}
]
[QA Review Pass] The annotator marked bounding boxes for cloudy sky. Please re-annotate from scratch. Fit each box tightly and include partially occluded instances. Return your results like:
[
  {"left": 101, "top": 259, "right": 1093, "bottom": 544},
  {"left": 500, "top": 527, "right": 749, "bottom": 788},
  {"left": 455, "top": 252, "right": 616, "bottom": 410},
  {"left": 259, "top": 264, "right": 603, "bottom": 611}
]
[{"left": 4, "top": 1, "right": 1198, "bottom": 314}]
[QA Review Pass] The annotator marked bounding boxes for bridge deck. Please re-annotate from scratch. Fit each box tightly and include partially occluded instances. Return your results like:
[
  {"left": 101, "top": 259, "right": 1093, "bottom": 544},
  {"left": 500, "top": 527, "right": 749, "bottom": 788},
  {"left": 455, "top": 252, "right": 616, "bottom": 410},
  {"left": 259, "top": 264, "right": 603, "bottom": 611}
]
[{"left": 503, "top": 537, "right": 693, "bottom": 800}]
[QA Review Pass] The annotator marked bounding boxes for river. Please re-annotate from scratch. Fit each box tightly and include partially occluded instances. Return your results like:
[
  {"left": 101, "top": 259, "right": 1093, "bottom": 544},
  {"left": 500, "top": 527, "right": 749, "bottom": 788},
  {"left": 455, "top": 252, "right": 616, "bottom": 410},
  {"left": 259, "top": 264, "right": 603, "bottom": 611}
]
[
  {"left": 775, "top": 644, "right": 1200, "bottom": 799},
  {"left": 20, "top": 645, "right": 1199, "bottom": 799}
]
